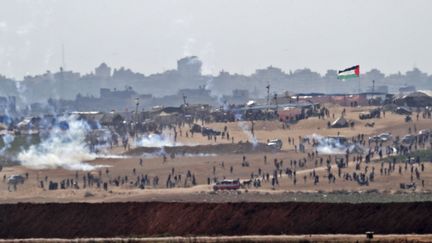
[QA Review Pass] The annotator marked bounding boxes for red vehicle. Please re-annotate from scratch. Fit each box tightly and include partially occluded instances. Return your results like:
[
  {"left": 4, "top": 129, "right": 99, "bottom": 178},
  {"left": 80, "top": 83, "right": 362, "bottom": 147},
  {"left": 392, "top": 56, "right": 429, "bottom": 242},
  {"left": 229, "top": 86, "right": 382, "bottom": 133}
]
[{"left": 213, "top": 179, "right": 241, "bottom": 191}]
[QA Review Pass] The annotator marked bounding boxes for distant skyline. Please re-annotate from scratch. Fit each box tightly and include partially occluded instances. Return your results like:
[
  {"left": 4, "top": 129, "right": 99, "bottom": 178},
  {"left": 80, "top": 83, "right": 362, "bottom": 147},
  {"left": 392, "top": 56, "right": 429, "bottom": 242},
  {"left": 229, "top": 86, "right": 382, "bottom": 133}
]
[{"left": 1, "top": 0, "right": 432, "bottom": 79}]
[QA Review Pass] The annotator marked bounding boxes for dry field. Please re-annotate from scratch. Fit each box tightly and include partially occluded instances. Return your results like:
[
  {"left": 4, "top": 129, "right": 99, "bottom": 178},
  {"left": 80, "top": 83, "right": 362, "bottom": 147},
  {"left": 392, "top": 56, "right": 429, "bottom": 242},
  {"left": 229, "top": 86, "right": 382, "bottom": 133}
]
[{"left": 0, "top": 105, "right": 431, "bottom": 203}]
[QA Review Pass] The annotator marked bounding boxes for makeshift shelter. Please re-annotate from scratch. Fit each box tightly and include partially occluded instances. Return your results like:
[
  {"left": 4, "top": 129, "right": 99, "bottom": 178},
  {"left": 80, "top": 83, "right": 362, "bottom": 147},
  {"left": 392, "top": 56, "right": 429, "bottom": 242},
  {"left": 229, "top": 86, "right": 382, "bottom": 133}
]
[
  {"left": 393, "top": 90, "right": 432, "bottom": 107},
  {"left": 100, "top": 112, "right": 125, "bottom": 127},
  {"left": 278, "top": 107, "right": 302, "bottom": 122},
  {"left": 330, "top": 116, "right": 349, "bottom": 128}
]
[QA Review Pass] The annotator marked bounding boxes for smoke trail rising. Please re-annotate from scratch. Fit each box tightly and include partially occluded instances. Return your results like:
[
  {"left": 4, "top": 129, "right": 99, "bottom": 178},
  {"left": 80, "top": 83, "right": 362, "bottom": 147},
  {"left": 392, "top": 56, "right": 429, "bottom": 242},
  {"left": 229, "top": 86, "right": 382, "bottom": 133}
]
[
  {"left": 237, "top": 121, "right": 257, "bottom": 147},
  {"left": 0, "top": 133, "right": 15, "bottom": 156}
]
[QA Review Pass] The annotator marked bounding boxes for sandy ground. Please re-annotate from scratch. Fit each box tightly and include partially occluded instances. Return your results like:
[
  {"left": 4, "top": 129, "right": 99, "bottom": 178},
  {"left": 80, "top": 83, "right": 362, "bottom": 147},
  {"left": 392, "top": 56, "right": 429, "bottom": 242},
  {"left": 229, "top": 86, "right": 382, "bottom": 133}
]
[{"left": 1, "top": 105, "right": 432, "bottom": 203}]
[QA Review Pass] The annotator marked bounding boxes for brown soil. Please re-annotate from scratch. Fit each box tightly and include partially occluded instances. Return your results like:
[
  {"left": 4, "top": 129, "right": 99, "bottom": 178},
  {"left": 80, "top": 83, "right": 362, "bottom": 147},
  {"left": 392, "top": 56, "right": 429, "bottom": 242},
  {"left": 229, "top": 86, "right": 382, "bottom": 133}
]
[{"left": 0, "top": 202, "right": 431, "bottom": 238}]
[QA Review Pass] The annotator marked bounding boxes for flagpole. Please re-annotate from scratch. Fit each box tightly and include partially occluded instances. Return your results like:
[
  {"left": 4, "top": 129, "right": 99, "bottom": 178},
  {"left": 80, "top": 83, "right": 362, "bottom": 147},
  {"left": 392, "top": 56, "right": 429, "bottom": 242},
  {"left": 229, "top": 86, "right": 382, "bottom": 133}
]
[{"left": 358, "top": 78, "right": 360, "bottom": 94}]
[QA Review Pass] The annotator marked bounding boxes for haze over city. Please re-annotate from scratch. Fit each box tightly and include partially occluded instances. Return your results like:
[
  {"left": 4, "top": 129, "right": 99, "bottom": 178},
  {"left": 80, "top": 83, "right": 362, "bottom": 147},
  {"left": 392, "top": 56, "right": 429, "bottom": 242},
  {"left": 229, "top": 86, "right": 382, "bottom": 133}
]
[{"left": 1, "top": 0, "right": 432, "bottom": 79}]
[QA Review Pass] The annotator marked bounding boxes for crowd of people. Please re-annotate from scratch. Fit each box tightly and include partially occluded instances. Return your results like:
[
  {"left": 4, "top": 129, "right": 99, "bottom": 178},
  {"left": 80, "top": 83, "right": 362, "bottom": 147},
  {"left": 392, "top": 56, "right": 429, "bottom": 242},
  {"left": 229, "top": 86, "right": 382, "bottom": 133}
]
[{"left": 2, "top": 105, "right": 431, "bottom": 195}]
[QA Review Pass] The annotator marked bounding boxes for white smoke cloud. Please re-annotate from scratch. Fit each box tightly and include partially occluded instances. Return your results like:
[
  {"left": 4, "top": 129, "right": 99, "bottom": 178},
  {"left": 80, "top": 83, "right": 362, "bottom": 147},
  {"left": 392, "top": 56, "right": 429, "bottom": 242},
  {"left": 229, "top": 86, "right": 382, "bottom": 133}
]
[
  {"left": 141, "top": 152, "right": 216, "bottom": 159},
  {"left": 135, "top": 133, "right": 178, "bottom": 147},
  {"left": 310, "top": 134, "right": 364, "bottom": 155},
  {"left": 0, "top": 133, "right": 15, "bottom": 156},
  {"left": 204, "top": 77, "right": 214, "bottom": 90},
  {"left": 17, "top": 115, "right": 107, "bottom": 171},
  {"left": 205, "top": 76, "right": 224, "bottom": 98},
  {"left": 237, "top": 121, "right": 257, "bottom": 146},
  {"left": 15, "top": 80, "right": 29, "bottom": 110},
  {"left": 216, "top": 95, "right": 229, "bottom": 110},
  {"left": 199, "top": 42, "right": 217, "bottom": 75}
]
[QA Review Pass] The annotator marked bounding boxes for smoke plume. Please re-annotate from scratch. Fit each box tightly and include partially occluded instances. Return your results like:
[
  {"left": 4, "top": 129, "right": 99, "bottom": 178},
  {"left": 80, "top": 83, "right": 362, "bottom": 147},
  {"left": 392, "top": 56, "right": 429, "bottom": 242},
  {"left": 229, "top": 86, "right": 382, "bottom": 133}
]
[
  {"left": 237, "top": 121, "right": 257, "bottom": 147},
  {"left": 310, "top": 134, "right": 364, "bottom": 155},
  {"left": 0, "top": 133, "right": 15, "bottom": 156},
  {"left": 17, "top": 115, "right": 106, "bottom": 171},
  {"left": 135, "top": 133, "right": 178, "bottom": 147}
]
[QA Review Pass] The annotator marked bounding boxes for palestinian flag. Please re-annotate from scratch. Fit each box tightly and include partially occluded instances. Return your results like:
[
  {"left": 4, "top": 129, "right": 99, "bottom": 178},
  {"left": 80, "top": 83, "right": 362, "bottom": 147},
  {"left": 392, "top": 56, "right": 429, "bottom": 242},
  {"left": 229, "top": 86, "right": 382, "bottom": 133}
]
[{"left": 337, "top": 65, "right": 360, "bottom": 79}]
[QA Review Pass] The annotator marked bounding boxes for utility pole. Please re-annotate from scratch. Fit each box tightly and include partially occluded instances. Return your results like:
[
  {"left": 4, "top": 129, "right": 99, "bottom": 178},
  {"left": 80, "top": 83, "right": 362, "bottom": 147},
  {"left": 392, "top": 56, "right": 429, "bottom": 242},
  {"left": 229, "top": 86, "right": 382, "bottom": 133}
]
[
  {"left": 182, "top": 93, "right": 187, "bottom": 106},
  {"left": 135, "top": 97, "right": 140, "bottom": 140},
  {"left": 266, "top": 83, "right": 270, "bottom": 119},
  {"left": 274, "top": 93, "right": 278, "bottom": 115},
  {"left": 266, "top": 84, "right": 270, "bottom": 106},
  {"left": 358, "top": 78, "right": 361, "bottom": 94}
]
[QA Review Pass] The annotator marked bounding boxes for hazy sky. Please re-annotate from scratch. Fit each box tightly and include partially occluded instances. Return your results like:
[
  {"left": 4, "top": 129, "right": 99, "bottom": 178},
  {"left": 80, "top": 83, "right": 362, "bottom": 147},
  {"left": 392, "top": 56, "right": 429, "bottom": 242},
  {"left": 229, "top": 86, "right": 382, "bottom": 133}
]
[{"left": 1, "top": 0, "right": 431, "bottom": 79}]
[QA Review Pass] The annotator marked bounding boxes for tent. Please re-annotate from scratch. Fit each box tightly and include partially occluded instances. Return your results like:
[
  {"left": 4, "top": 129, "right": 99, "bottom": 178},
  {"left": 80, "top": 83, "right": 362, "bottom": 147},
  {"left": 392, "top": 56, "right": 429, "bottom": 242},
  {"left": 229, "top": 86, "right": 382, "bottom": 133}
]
[{"left": 330, "top": 116, "right": 349, "bottom": 128}]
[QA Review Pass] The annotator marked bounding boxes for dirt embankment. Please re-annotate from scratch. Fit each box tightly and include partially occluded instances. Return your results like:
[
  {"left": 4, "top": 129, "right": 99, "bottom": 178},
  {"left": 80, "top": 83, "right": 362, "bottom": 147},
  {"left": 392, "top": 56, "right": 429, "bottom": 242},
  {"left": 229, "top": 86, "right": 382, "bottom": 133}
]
[
  {"left": 0, "top": 202, "right": 431, "bottom": 238},
  {"left": 126, "top": 142, "right": 277, "bottom": 156}
]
